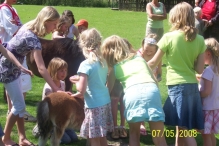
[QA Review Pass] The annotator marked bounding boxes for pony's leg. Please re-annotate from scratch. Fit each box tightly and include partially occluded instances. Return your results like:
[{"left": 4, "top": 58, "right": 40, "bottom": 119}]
[
  {"left": 38, "top": 135, "right": 49, "bottom": 146},
  {"left": 50, "top": 126, "right": 65, "bottom": 146}
]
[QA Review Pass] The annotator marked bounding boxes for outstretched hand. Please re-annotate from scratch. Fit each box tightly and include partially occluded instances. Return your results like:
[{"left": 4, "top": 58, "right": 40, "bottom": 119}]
[
  {"left": 71, "top": 92, "right": 83, "bottom": 99},
  {"left": 69, "top": 75, "right": 79, "bottom": 84}
]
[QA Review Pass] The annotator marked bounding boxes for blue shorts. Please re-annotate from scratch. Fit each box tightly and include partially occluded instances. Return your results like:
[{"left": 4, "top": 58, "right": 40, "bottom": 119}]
[
  {"left": 163, "top": 83, "right": 204, "bottom": 130},
  {"left": 123, "top": 83, "right": 165, "bottom": 123}
]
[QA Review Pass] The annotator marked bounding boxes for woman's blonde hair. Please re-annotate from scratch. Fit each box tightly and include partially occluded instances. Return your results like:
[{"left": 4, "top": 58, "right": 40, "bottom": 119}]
[
  {"left": 79, "top": 28, "right": 105, "bottom": 66},
  {"left": 205, "top": 38, "right": 219, "bottom": 74},
  {"left": 101, "top": 35, "right": 135, "bottom": 67},
  {"left": 25, "top": 6, "right": 60, "bottom": 37},
  {"left": 55, "top": 16, "right": 71, "bottom": 34},
  {"left": 141, "top": 33, "right": 158, "bottom": 51},
  {"left": 47, "top": 57, "right": 68, "bottom": 80},
  {"left": 169, "top": 2, "right": 197, "bottom": 41}
]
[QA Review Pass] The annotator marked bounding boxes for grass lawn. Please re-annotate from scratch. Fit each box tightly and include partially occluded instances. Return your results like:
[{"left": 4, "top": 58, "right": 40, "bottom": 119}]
[{"left": 0, "top": 5, "right": 218, "bottom": 146}]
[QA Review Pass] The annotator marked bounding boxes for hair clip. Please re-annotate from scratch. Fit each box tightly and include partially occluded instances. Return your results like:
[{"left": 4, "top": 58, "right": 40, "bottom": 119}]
[{"left": 144, "top": 38, "right": 157, "bottom": 45}]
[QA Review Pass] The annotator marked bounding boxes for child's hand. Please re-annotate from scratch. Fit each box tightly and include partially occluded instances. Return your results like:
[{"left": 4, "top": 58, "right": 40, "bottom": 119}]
[
  {"left": 65, "top": 91, "right": 72, "bottom": 95},
  {"left": 69, "top": 75, "right": 80, "bottom": 83},
  {"left": 196, "top": 74, "right": 201, "bottom": 82},
  {"left": 71, "top": 92, "right": 83, "bottom": 99}
]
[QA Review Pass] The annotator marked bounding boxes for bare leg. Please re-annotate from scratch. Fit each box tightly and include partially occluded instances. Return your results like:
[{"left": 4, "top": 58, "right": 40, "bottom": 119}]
[
  {"left": 211, "top": 134, "right": 216, "bottom": 146},
  {"left": 90, "top": 137, "right": 100, "bottom": 146},
  {"left": 176, "top": 126, "right": 197, "bottom": 146},
  {"left": 128, "top": 122, "right": 141, "bottom": 146},
  {"left": 2, "top": 113, "right": 18, "bottom": 145},
  {"left": 100, "top": 137, "right": 108, "bottom": 146},
  {"left": 148, "top": 121, "right": 167, "bottom": 146}
]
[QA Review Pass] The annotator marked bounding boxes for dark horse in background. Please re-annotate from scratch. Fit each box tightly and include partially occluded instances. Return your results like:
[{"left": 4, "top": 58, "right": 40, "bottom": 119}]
[{"left": 26, "top": 38, "right": 85, "bottom": 91}]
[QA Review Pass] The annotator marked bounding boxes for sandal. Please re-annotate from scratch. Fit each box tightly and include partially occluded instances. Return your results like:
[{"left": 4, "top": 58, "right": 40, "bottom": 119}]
[
  {"left": 19, "top": 142, "right": 36, "bottom": 146},
  {"left": 12, "top": 144, "right": 20, "bottom": 146},
  {"left": 140, "top": 124, "right": 147, "bottom": 135}
]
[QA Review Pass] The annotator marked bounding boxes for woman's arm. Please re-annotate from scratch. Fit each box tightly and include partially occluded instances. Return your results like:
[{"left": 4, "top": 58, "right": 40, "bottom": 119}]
[
  {"left": 33, "top": 49, "right": 59, "bottom": 92},
  {"left": 0, "top": 44, "right": 33, "bottom": 75},
  {"left": 200, "top": 78, "right": 212, "bottom": 97},
  {"left": 148, "top": 49, "right": 165, "bottom": 70},
  {"left": 194, "top": 53, "right": 204, "bottom": 74},
  {"left": 146, "top": 3, "right": 166, "bottom": 20}
]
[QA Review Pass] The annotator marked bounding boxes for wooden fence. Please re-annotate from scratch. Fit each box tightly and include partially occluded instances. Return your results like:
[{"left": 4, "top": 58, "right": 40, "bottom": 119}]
[{"left": 112, "top": 0, "right": 195, "bottom": 12}]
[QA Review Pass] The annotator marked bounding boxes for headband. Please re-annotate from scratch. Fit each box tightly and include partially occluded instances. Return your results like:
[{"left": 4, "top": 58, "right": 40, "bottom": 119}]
[{"left": 144, "top": 38, "right": 157, "bottom": 45}]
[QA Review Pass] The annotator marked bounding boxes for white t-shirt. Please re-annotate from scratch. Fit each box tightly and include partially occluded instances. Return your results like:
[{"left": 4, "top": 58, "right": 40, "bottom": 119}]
[
  {"left": 42, "top": 80, "right": 65, "bottom": 100},
  {"left": 200, "top": 66, "right": 219, "bottom": 110},
  {"left": 66, "top": 24, "right": 76, "bottom": 39},
  {"left": 0, "top": 5, "right": 22, "bottom": 43}
]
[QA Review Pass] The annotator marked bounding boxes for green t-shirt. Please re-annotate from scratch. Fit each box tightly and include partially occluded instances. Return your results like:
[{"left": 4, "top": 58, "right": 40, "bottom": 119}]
[
  {"left": 147, "top": 2, "right": 164, "bottom": 28},
  {"left": 114, "top": 55, "right": 155, "bottom": 91},
  {"left": 158, "top": 31, "right": 206, "bottom": 85}
]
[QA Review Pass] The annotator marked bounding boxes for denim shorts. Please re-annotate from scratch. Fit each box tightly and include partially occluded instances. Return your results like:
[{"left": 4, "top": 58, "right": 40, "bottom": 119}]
[
  {"left": 163, "top": 83, "right": 204, "bottom": 130},
  {"left": 123, "top": 83, "right": 165, "bottom": 123}
]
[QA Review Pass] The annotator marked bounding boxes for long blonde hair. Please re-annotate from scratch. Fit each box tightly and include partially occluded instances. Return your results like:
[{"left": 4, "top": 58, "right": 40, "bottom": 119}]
[
  {"left": 79, "top": 28, "right": 105, "bottom": 66},
  {"left": 169, "top": 2, "right": 197, "bottom": 41},
  {"left": 101, "top": 35, "right": 135, "bottom": 68},
  {"left": 47, "top": 57, "right": 68, "bottom": 80},
  {"left": 205, "top": 38, "right": 219, "bottom": 74},
  {"left": 25, "top": 6, "right": 60, "bottom": 37}
]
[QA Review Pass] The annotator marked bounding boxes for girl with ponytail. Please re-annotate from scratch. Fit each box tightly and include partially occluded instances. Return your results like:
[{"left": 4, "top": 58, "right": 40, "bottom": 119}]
[
  {"left": 70, "top": 28, "right": 113, "bottom": 146},
  {"left": 148, "top": 2, "right": 206, "bottom": 146}
]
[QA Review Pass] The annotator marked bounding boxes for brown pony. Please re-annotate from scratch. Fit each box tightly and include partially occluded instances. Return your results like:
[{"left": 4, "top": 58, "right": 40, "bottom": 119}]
[
  {"left": 37, "top": 92, "right": 84, "bottom": 146},
  {"left": 26, "top": 38, "right": 85, "bottom": 91}
]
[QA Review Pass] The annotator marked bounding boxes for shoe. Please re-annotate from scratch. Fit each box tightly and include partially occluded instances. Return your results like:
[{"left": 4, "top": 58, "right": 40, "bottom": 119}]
[
  {"left": 24, "top": 111, "right": 37, "bottom": 122},
  {"left": 140, "top": 124, "right": 147, "bottom": 135},
  {"left": 111, "top": 128, "right": 119, "bottom": 139},
  {"left": 119, "top": 127, "right": 127, "bottom": 138}
]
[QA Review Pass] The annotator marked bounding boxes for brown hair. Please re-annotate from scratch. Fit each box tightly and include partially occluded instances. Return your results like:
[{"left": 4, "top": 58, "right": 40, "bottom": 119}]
[
  {"left": 47, "top": 57, "right": 68, "bottom": 80},
  {"left": 62, "top": 10, "right": 75, "bottom": 24}
]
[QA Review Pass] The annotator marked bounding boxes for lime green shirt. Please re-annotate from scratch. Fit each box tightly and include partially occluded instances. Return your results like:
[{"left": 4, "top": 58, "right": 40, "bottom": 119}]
[
  {"left": 147, "top": 2, "right": 164, "bottom": 28},
  {"left": 158, "top": 31, "right": 206, "bottom": 85},
  {"left": 114, "top": 55, "right": 155, "bottom": 91}
]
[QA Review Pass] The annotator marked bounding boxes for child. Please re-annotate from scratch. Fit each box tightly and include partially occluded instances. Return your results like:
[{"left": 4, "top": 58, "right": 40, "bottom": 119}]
[
  {"left": 148, "top": 2, "right": 205, "bottom": 146},
  {"left": 52, "top": 15, "right": 71, "bottom": 39},
  {"left": 1, "top": 6, "right": 60, "bottom": 146},
  {"left": 200, "top": 38, "right": 219, "bottom": 146},
  {"left": 32, "top": 57, "right": 78, "bottom": 144},
  {"left": 62, "top": 10, "right": 79, "bottom": 40},
  {"left": 137, "top": 33, "right": 162, "bottom": 136},
  {"left": 76, "top": 19, "right": 88, "bottom": 34},
  {"left": 70, "top": 28, "right": 113, "bottom": 146},
  {"left": 193, "top": 7, "right": 207, "bottom": 36},
  {"left": 102, "top": 35, "right": 167, "bottom": 146}
]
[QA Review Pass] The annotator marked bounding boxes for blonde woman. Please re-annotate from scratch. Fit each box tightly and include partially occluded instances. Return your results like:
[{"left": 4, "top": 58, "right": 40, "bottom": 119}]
[
  {"left": 70, "top": 28, "right": 113, "bottom": 146},
  {"left": 148, "top": 2, "right": 205, "bottom": 146},
  {"left": 1, "top": 6, "right": 60, "bottom": 146},
  {"left": 102, "top": 35, "right": 167, "bottom": 146}
]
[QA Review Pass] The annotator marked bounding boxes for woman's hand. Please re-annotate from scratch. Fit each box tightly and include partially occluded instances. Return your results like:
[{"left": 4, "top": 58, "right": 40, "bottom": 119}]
[
  {"left": 19, "top": 65, "right": 34, "bottom": 77},
  {"left": 71, "top": 92, "right": 83, "bottom": 99}
]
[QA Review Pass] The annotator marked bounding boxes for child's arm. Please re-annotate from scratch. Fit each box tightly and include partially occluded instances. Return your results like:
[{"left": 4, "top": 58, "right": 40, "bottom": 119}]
[
  {"left": 200, "top": 78, "right": 212, "bottom": 97},
  {"left": 156, "top": 61, "right": 162, "bottom": 82},
  {"left": 33, "top": 49, "right": 59, "bottom": 92},
  {"left": 71, "top": 73, "right": 87, "bottom": 98},
  {"left": 52, "top": 31, "right": 65, "bottom": 40},
  {"left": 194, "top": 53, "right": 205, "bottom": 74},
  {"left": 107, "top": 68, "right": 116, "bottom": 94},
  {"left": 148, "top": 49, "right": 165, "bottom": 70},
  {"left": 0, "top": 44, "right": 33, "bottom": 76}
]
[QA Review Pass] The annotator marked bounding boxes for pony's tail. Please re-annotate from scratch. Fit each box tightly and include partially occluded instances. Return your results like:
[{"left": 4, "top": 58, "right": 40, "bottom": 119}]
[{"left": 37, "top": 99, "right": 53, "bottom": 138}]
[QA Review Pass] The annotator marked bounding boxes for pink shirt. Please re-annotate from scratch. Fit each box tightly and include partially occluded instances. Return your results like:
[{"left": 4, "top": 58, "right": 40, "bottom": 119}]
[
  {"left": 200, "top": 66, "right": 219, "bottom": 110},
  {"left": 201, "top": 0, "right": 216, "bottom": 20}
]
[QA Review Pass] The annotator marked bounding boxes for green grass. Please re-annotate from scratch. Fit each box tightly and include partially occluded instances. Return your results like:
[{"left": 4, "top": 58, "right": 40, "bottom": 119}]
[{"left": 0, "top": 5, "right": 218, "bottom": 146}]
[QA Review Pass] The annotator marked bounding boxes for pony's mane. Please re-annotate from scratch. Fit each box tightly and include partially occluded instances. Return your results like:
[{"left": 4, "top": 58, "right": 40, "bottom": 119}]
[{"left": 39, "top": 38, "right": 82, "bottom": 58}]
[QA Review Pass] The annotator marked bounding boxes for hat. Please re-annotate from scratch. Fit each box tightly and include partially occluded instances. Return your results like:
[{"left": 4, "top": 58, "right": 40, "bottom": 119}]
[{"left": 76, "top": 19, "right": 88, "bottom": 28}]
